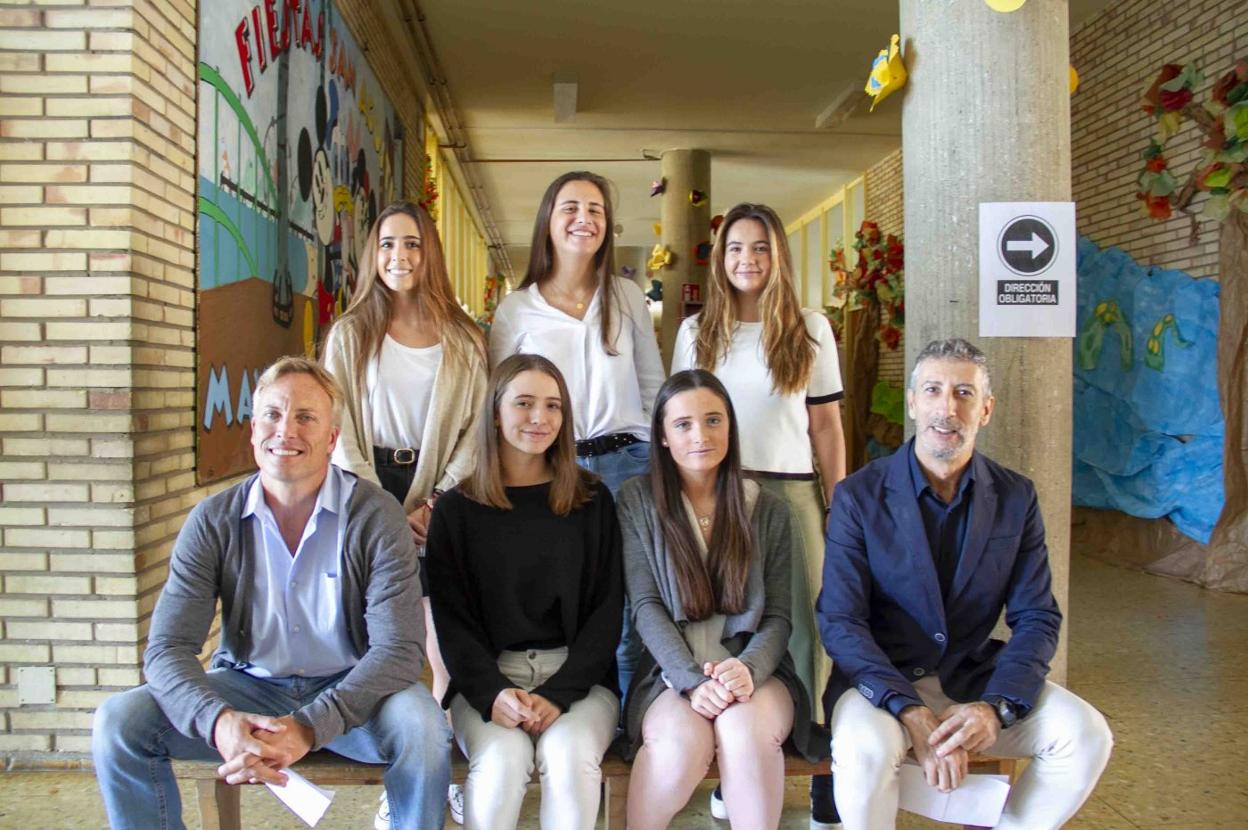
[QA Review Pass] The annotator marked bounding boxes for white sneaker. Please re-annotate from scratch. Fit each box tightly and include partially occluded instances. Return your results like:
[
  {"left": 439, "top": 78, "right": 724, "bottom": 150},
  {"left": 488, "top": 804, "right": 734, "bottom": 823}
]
[
  {"left": 448, "top": 783, "right": 465, "bottom": 825},
  {"left": 709, "top": 785, "right": 728, "bottom": 820},
  {"left": 373, "top": 791, "right": 390, "bottom": 830}
]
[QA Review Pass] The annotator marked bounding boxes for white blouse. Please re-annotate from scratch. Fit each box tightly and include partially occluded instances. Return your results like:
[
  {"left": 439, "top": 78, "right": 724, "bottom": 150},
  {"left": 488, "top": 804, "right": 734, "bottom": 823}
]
[
  {"left": 671, "top": 309, "right": 843, "bottom": 475},
  {"left": 489, "top": 277, "right": 664, "bottom": 442},
  {"left": 368, "top": 335, "right": 441, "bottom": 450}
]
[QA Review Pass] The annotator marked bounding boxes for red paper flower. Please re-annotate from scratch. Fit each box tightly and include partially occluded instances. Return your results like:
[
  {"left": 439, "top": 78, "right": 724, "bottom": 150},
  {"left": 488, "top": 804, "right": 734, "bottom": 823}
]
[
  {"left": 1137, "top": 191, "right": 1173, "bottom": 220},
  {"left": 1143, "top": 64, "right": 1183, "bottom": 115},
  {"left": 1145, "top": 154, "right": 1168, "bottom": 173}
]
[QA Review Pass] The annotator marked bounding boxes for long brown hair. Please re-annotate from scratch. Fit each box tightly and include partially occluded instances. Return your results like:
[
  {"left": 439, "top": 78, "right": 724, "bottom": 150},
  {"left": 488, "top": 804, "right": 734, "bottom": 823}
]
[
  {"left": 695, "top": 203, "right": 816, "bottom": 395},
  {"left": 461, "top": 353, "right": 595, "bottom": 515},
  {"left": 650, "top": 370, "right": 753, "bottom": 620},
  {"left": 325, "top": 200, "right": 485, "bottom": 384},
  {"left": 520, "top": 171, "right": 622, "bottom": 356}
]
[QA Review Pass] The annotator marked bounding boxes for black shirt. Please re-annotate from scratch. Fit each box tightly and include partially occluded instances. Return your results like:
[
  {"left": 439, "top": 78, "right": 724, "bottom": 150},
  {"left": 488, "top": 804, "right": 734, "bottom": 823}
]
[
  {"left": 426, "top": 480, "right": 623, "bottom": 720},
  {"left": 908, "top": 445, "right": 975, "bottom": 603}
]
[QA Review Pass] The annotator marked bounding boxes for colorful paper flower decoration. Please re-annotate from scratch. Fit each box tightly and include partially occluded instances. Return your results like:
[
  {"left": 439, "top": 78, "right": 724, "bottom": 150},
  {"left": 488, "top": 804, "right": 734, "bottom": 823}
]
[
  {"left": 645, "top": 279, "right": 663, "bottom": 302},
  {"left": 620, "top": 265, "right": 637, "bottom": 279},
  {"left": 648, "top": 244, "right": 673, "bottom": 271},
  {"left": 652, "top": 222, "right": 662, "bottom": 236},
  {"left": 1136, "top": 58, "right": 1248, "bottom": 222},
  {"left": 650, "top": 178, "right": 666, "bottom": 197},
  {"left": 694, "top": 241, "right": 712, "bottom": 266},
  {"left": 865, "top": 34, "right": 907, "bottom": 112},
  {"left": 1069, "top": 65, "right": 1079, "bottom": 96},
  {"left": 689, "top": 189, "right": 708, "bottom": 207},
  {"left": 710, "top": 214, "right": 724, "bottom": 234},
  {"left": 826, "top": 220, "right": 904, "bottom": 349}
]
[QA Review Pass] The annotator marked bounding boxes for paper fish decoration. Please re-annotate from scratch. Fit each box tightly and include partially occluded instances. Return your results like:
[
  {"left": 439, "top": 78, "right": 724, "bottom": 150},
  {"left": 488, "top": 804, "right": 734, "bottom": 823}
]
[
  {"left": 689, "top": 189, "right": 708, "bottom": 207},
  {"left": 694, "top": 241, "right": 712, "bottom": 266},
  {"left": 650, "top": 178, "right": 666, "bottom": 197},
  {"left": 865, "top": 34, "right": 907, "bottom": 112},
  {"left": 648, "top": 244, "right": 673, "bottom": 271}
]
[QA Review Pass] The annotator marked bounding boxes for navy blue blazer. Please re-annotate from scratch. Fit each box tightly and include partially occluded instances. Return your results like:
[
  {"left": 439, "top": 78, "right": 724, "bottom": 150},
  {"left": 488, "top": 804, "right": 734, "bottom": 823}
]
[{"left": 817, "top": 439, "right": 1061, "bottom": 717}]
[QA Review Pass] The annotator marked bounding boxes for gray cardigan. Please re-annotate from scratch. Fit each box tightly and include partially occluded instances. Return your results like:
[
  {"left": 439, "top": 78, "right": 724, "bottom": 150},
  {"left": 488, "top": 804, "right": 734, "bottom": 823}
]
[
  {"left": 616, "top": 475, "right": 826, "bottom": 760},
  {"left": 143, "top": 472, "right": 425, "bottom": 750}
]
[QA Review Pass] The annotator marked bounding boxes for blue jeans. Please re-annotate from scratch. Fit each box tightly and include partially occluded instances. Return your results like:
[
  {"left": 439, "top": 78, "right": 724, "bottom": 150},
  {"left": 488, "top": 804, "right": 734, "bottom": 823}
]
[
  {"left": 91, "top": 668, "right": 451, "bottom": 830},
  {"left": 577, "top": 440, "right": 650, "bottom": 701}
]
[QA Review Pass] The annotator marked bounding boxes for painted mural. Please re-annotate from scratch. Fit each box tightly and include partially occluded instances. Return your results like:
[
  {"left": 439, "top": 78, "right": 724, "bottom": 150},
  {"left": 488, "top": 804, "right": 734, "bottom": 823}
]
[{"left": 196, "top": 0, "right": 405, "bottom": 482}]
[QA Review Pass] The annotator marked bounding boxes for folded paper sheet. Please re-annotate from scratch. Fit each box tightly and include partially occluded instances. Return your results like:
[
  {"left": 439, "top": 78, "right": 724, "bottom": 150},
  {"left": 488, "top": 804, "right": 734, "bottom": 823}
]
[
  {"left": 898, "top": 762, "right": 1010, "bottom": 827},
  {"left": 266, "top": 768, "right": 336, "bottom": 827}
]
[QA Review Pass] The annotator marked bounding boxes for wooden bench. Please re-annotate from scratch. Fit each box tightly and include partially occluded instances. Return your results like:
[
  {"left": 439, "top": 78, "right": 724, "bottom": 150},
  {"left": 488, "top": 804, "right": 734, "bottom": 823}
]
[{"left": 174, "top": 750, "right": 1016, "bottom": 829}]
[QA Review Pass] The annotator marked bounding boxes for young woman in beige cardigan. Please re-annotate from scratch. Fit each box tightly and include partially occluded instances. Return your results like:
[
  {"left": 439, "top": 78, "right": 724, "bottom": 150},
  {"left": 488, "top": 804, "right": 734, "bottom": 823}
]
[{"left": 322, "top": 200, "right": 487, "bottom": 827}]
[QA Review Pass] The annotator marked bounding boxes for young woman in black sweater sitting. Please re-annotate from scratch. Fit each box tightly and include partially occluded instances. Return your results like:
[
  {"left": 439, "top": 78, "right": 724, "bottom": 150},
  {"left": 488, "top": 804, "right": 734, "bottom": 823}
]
[{"left": 426, "top": 353, "right": 624, "bottom": 830}]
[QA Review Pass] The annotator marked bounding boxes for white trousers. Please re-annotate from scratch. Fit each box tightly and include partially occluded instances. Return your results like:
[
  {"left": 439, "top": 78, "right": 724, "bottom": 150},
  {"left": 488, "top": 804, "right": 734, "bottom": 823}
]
[
  {"left": 830, "top": 677, "right": 1113, "bottom": 830},
  {"left": 450, "top": 647, "right": 619, "bottom": 830}
]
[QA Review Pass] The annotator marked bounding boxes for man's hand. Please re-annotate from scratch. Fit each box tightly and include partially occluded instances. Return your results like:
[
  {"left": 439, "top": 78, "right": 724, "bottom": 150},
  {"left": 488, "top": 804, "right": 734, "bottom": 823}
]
[
  {"left": 705, "top": 658, "right": 754, "bottom": 702},
  {"left": 930, "top": 701, "right": 1001, "bottom": 757},
  {"left": 521, "top": 694, "right": 561, "bottom": 736},
  {"left": 900, "top": 705, "right": 968, "bottom": 793},
  {"left": 212, "top": 708, "right": 287, "bottom": 786},
  {"left": 491, "top": 688, "right": 535, "bottom": 729},
  {"left": 688, "top": 678, "right": 734, "bottom": 720},
  {"left": 407, "top": 502, "right": 433, "bottom": 545}
]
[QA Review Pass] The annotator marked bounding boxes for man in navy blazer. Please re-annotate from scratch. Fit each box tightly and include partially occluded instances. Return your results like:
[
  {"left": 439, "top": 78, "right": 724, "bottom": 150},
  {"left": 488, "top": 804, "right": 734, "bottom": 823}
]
[{"left": 817, "top": 338, "right": 1112, "bottom": 830}]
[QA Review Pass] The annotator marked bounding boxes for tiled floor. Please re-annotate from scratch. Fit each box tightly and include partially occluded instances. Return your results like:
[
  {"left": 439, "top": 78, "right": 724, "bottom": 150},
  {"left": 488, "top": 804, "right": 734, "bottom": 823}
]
[{"left": 0, "top": 552, "right": 1245, "bottom": 829}]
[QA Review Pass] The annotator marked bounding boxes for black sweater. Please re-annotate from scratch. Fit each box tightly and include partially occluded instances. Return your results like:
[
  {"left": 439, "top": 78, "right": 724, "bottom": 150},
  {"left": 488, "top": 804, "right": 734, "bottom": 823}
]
[{"left": 427, "top": 480, "right": 623, "bottom": 720}]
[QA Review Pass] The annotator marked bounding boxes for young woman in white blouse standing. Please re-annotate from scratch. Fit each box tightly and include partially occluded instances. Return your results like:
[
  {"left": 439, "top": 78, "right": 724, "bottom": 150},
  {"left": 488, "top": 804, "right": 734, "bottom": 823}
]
[
  {"left": 490, "top": 171, "right": 664, "bottom": 695},
  {"left": 321, "top": 200, "right": 487, "bottom": 827},
  {"left": 671, "top": 202, "right": 846, "bottom": 826}
]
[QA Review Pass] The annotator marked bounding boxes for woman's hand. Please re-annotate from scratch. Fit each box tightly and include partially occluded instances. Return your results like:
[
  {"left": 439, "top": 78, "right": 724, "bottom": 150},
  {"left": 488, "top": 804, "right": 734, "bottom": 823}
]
[
  {"left": 407, "top": 502, "right": 433, "bottom": 545},
  {"left": 706, "top": 658, "right": 754, "bottom": 702},
  {"left": 491, "top": 688, "right": 535, "bottom": 728},
  {"left": 521, "top": 694, "right": 561, "bottom": 736},
  {"left": 688, "top": 678, "right": 735, "bottom": 720}
]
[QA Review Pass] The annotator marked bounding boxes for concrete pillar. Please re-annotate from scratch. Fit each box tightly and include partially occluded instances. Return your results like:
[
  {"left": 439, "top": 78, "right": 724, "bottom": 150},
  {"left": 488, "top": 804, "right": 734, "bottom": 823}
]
[
  {"left": 659, "top": 149, "right": 711, "bottom": 369},
  {"left": 900, "top": 0, "right": 1072, "bottom": 681}
]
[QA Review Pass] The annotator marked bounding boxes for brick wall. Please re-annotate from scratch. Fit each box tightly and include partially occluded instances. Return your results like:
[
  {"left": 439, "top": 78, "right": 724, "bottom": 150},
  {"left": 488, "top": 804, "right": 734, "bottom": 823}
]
[
  {"left": 864, "top": 148, "right": 905, "bottom": 385},
  {"left": 1071, "top": 0, "right": 1244, "bottom": 278},
  {"left": 0, "top": 0, "right": 429, "bottom": 762}
]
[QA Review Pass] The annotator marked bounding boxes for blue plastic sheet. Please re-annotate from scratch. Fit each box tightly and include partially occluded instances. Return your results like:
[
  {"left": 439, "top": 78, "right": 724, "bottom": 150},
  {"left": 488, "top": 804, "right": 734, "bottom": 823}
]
[{"left": 1072, "top": 236, "right": 1224, "bottom": 543}]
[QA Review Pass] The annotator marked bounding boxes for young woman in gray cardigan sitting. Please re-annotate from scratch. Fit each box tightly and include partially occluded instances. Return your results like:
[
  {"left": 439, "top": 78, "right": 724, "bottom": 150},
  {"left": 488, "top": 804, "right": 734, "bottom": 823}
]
[
  {"left": 617, "top": 370, "right": 825, "bottom": 829},
  {"left": 321, "top": 200, "right": 487, "bottom": 827}
]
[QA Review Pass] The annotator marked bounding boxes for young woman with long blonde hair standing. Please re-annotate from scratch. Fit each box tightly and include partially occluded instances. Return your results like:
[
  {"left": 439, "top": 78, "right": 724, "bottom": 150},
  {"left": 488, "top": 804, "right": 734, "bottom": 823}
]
[
  {"left": 671, "top": 202, "right": 846, "bottom": 825},
  {"left": 321, "top": 200, "right": 487, "bottom": 826}
]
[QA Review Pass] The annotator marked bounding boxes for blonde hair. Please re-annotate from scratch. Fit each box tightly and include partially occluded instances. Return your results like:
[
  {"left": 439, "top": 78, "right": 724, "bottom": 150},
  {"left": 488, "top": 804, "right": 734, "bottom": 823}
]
[
  {"left": 324, "top": 201, "right": 485, "bottom": 386},
  {"left": 460, "top": 353, "right": 595, "bottom": 515},
  {"left": 694, "top": 203, "right": 815, "bottom": 395},
  {"left": 255, "top": 356, "right": 344, "bottom": 427}
]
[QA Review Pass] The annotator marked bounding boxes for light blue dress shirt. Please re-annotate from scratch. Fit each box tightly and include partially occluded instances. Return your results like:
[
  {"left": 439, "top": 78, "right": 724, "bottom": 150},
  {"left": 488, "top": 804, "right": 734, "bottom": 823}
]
[{"left": 241, "top": 464, "right": 359, "bottom": 678}]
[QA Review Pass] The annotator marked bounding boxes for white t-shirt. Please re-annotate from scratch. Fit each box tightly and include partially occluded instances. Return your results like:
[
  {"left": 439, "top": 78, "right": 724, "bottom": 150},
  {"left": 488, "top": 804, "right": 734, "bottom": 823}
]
[
  {"left": 368, "top": 335, "right": 442, "bottom": 450},
  {"left": 489, "top": 278, "right": 664, "bottom": 442},
  {"left": 671, "top": 309, "right": 843, "bottom": 475}
]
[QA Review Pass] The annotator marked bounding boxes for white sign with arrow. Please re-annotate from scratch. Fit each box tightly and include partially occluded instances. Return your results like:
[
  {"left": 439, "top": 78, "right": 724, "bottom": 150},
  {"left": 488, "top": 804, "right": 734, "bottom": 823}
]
[{"left": 978, "top": 202, "right": 1077, "bottom": 338}]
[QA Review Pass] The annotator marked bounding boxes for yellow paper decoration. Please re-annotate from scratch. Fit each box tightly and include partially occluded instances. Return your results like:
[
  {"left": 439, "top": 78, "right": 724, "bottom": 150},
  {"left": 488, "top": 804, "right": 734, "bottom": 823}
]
[
  {"left": 985, "top": 0, "right": 1026, "bottom": 10},
  {"left": 648, "top": 244, "right": 673, "bottom": 271},
  {"left": 865, "top": 34, "right": 907, "bottom": 112},
  {"left": 652, "top": 222, "right": 662, "bottom": 236},
  {"left": 1069, "top": 65, "right": 1079, "bottom": 95}
]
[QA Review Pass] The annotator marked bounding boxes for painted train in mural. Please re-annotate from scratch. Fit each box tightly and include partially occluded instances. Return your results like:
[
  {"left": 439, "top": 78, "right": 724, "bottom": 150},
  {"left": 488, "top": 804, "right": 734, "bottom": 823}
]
[{"left": 196, "top": 0, "right": 402, "bottom": 481}]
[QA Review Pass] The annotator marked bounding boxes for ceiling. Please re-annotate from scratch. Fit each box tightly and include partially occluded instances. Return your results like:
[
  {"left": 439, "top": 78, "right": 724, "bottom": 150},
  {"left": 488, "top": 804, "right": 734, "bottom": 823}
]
[{"left": 412, "top": 0, "right": 1115, "bottom": 276}]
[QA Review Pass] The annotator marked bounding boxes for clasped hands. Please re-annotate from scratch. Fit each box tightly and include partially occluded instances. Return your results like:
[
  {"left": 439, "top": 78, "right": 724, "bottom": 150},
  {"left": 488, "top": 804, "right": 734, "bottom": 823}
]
[
  {"left": 491, "top": 688, "right": 561, "bottom": 735},
  {"left": 212, "top": 707, "right": 315, "bottom": 787},
  {"left": 901, "top": 701, "right": 1000, "bottom": 793},
  {"left": 688, "top": 658, "right": 754, "bottom": 720}
]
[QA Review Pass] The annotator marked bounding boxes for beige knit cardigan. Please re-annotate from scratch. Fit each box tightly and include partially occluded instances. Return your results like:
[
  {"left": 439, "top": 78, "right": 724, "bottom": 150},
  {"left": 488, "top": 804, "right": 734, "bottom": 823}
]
[{"left": 322, "top": 321, "right": 488, "bottom": 512}]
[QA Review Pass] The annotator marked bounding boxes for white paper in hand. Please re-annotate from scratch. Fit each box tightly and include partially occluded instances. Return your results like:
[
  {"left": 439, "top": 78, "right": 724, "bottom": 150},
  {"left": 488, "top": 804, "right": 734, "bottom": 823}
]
[
  {"left": 898, "top": 761, "right": 1010, "bottom": 827},
  {"left": 265, "top": 768, "right": 336, "bottom": 827}
]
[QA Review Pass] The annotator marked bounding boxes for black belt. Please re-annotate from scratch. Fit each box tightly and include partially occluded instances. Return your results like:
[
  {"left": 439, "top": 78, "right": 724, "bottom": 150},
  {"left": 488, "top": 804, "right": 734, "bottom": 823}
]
[
  {"left": 575, "top": 432, "right": 641, "bottom": 458},
  {"left": 373, "top": 446, "right": 417, "bottom": 466}
]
